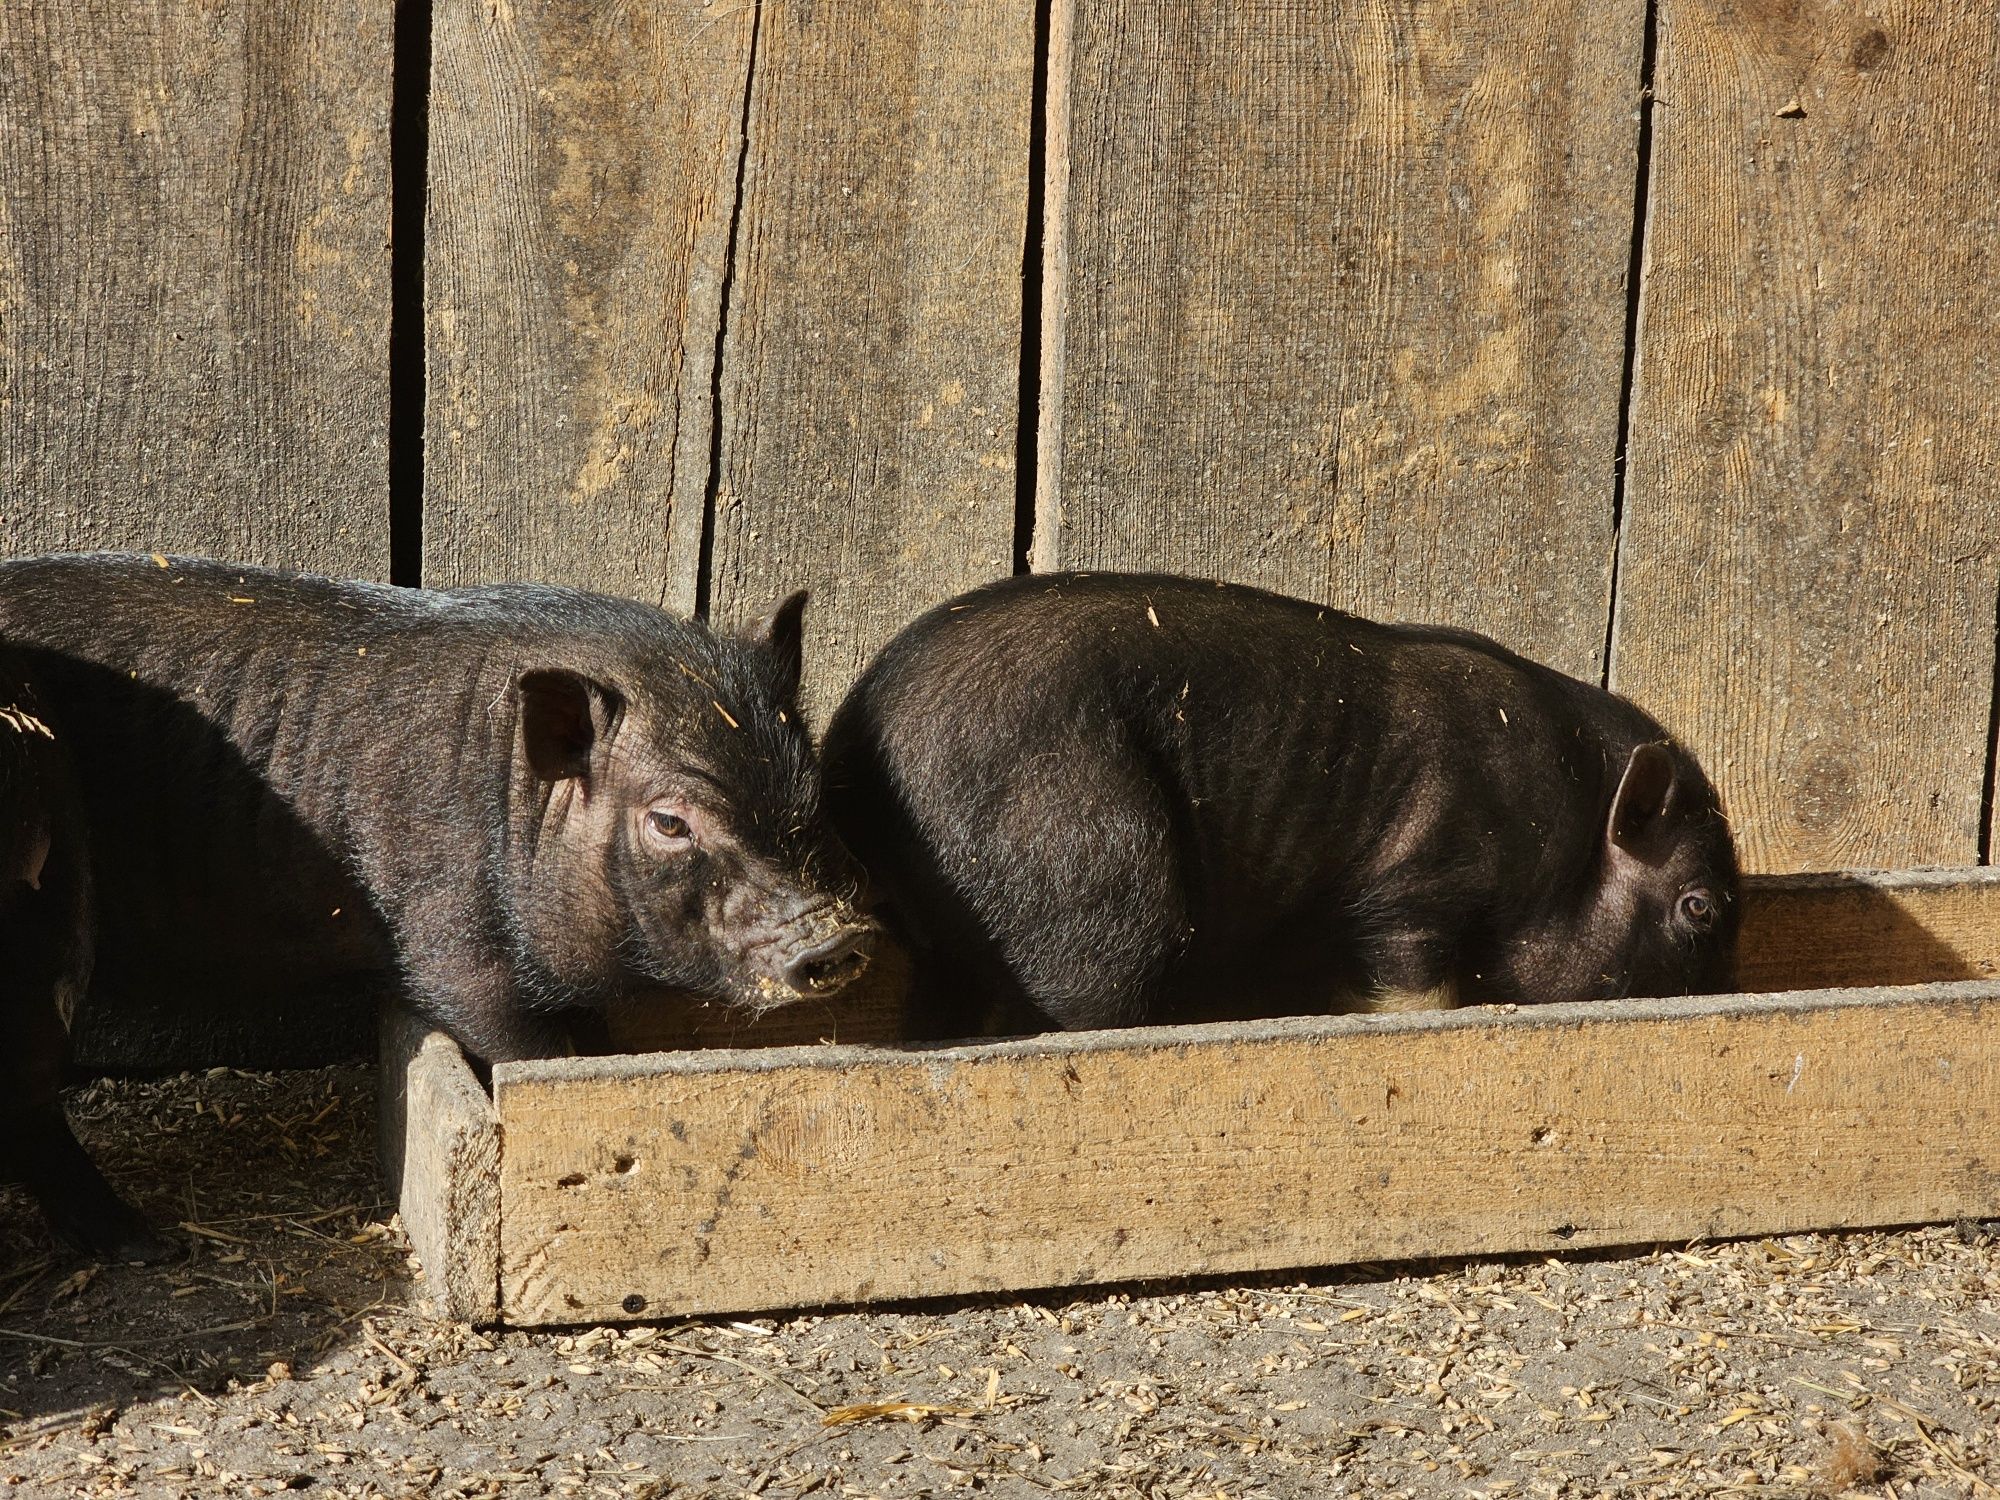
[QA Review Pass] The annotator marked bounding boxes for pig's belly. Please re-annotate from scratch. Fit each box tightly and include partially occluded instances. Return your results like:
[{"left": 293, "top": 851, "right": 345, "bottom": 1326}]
[{"left": 1154, "top": 900, "right": 1378, "bottom": 1024}]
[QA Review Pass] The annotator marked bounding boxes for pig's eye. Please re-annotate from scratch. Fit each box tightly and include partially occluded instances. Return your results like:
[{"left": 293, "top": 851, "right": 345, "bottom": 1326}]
[
  {"left": 1676, "top": 889, "right": 1716, "bottom": 929},
  {"left": 646, "top": 810, "right": 694, "bottom": 847}
]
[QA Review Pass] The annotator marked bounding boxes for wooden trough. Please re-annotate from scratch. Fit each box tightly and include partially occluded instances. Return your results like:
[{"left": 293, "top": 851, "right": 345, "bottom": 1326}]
[{"left": 382, "top": 868, "right": 2000, "bottom": 1326}]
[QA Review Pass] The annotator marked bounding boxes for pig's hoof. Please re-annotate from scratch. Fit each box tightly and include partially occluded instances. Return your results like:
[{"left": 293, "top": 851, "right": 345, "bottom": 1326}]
[
  {"left": 104, "top": 1224, "right": 177, "bottom": 1266},
  {"left": 52, "top": 1202, "right": 177, "bottom": 1266}
]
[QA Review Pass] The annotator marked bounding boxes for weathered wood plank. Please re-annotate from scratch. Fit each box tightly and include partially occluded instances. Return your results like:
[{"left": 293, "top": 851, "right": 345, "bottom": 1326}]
[
  {"left": 0, "top": 2, "right": 390, "bottom": 572},
  {"left": 1614, "top": 0, "right": 2000, "bottom": 872},
  {"left": 705, "top": 0, "right": 1034, "bottom": 719},
  {"left": 1035, "top": 0, "right": 1645, "bottom": 679},
  {"left": 493, "top": 982, "right": 2000, "bottom": 1324},
  {"left": 1739, "top": 868, "right": 2000, "bottom": 993},
  {"left": 422, "top": 0, "right": 756, "bottom": 609},
  {"left": 380, "top": 1005, "right": 500, "bottom": 1323}
]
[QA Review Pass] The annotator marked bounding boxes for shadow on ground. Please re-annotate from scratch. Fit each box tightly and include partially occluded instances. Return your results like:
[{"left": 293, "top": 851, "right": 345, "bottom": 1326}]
[{"left": 0, "top": 1066, "right": 410, "bottom": 1432}]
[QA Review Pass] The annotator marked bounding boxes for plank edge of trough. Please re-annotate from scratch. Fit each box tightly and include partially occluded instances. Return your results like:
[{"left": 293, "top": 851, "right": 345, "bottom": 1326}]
[
  {"left": 1743, "top": 865, "right": 2000, "bottom": 895},
  {"left": 491, "top": 976, "right": 2000, "bottom": 1090},
  {"left": 378, "top": 1004, "right": 501, "bottom": 1323}
]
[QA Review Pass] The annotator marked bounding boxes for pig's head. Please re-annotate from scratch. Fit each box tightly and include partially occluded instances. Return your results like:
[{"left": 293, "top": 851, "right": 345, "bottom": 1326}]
[
  {"left": 508, "top": 592, "right": 877, "bottom": 1014},
  {"left": 1486, "top": 739, "right": 1741, "bottom": 1003}
]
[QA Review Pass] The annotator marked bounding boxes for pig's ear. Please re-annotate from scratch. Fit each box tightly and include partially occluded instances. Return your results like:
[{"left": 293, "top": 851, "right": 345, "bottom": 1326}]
[
  {"left": 518, "top": 669, "right": 620, "bottom": 782},
  {"left": 742, "top": 589, "right": 808, "bottom": 702},
  {"left": 1607, "top": 742, "right": 1678, "bottom": 859}
]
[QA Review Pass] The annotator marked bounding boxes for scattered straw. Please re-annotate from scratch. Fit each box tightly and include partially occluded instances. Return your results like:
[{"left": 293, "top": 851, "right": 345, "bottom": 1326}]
[
  {"left": 2, "top": 1067, "right": 1996, "bottom": 1499},
  {"left": 822, "top": 1398, "right": 975, "bottom": 1429}
]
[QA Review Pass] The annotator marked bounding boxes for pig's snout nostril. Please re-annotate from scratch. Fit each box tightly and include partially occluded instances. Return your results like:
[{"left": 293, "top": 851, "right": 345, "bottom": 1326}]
[{"left": 782, "top": 926, "right": 875, "bottom": 995}]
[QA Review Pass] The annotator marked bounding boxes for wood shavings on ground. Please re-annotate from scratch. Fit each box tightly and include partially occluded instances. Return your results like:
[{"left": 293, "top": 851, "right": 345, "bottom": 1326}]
[
  {"left": 821, "top": 1399, "right": 976, "bottom": 1429},
  {"left": 0, "top": 1064, "right": 1995, "bottom": 1497}
]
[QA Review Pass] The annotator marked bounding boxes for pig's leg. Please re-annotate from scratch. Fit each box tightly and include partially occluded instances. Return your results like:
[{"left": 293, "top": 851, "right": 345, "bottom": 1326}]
[
  {"left": 0, "top": 859, "right": 169, "bottom": 1261},
  {"left": 1358, "top": 929, "right": 1462, "bottom": 1013},
  {"left": 900, "top": 947, "right": 1049, "bottom": 1041},
  {"left": 562, "top": 1007, "right": 613, "bottom": 1056},
  {"left": 959, "top": 763, "right": 1189, "bottom": 1031},
  {"left": 6, "top": 1103, "right": 172, "bottom": 1262},
  {"left": 404, "top": 947, "right": 575, "bottom": 1066}
]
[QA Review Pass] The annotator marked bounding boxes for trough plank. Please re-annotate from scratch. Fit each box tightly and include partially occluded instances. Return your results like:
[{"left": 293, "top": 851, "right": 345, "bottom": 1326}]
[
  {"left": 704, "top": 0, "right": 1033, "bottom": 718},
  {"left": 493, "top": 982, "right": 2000, "bottom": 1324},
  {"left": 380, "top": 1006, "right": 500, "bottom": 1323},
  {"left": 1738, "top": 868, "right": 2000, "bottom": 993},
  {"left": 0, "top": 1, "right": 390, "bottom": 571},
  {"left": 1035, "top": 0, "right": 1645, "bottom": 679},
  {"left": 1614, "top": 0, "right": 2000, "bottom": 871},
  {"left": 422, "top": 0, "right": 755, "bottom": 608}
]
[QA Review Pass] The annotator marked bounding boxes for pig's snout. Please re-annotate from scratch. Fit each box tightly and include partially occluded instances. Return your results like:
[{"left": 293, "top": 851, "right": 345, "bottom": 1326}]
[
  {"left": 731, "top": 889, "right": 879, "bottom": 1007},
  {"left": 781, "top": 923, "right": 875, "bottom": 995}
]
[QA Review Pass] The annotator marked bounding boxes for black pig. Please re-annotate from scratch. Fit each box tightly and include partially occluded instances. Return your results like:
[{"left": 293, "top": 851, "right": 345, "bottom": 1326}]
[
  {"left": 0, "top": 644, "right": 164, "bottom": 1258},
  {"left": 825, "top": 572, "right": 1739, "bottom": 1037},
  {"left": 0, "top": 553, "right": 873, "bottom": 1252}
]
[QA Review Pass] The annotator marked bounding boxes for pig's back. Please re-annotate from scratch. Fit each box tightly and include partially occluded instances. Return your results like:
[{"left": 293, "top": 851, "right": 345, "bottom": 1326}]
[
  {"left": 829, "top": 573, "right": 1636, "bottom": 976},
  {"left": 836, "top": 570, "right": 1397, "bottom": 786},
  {"left": 839, "top": 571, "right": 1647, "bottom": 827},
  {"left": 837, "top": 572, "right": 1370, "bottom": 762},
  {"left": 827, "top": 573, "right": 1420, "bottom": 966},
  {"left": 0, "top": 557, "right": 425, "bottom": 986}
]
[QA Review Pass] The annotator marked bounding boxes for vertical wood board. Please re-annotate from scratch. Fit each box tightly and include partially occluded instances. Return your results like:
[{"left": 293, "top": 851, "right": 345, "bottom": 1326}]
[
  {"left": 380, "top": 1004, "right": 500, "bottom": 1323},
  {"left": 422, "top": 0, "right": 755, "bottom": 609},
  {"left": 492, "top": 983, "right": 2000, "bottom": 1324},
  {"left": 0, "top": 2, "right": 391, "bottom": 571},
  {"left": 1036, "top": 0, "right": 1647, "bottom": 680},
  {"left": 1614, "top": 0, "right": 2000, "bottom": 871},
  {"left": 705, "top": 0, "right": 1034, "bottom": 720}
]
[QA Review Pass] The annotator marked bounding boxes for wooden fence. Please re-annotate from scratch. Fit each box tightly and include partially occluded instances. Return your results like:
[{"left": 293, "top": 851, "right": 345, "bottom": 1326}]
[{"left": 4, "top": 0, "right": 1998, "bottom": 875}]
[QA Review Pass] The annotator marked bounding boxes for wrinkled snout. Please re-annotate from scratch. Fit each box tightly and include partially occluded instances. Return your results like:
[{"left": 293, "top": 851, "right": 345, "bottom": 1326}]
[{"left": 760, "top": 902, "right": 877, "bottom": 999}]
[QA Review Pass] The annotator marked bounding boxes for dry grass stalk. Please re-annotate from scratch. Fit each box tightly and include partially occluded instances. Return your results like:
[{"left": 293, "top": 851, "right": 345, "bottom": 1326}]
[{"left": 821, "top": 1398, "right": 976, "bottom": 1429}]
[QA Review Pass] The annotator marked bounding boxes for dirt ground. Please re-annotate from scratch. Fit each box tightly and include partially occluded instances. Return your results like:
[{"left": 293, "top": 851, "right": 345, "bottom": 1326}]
[{"left": 0, "top": 1067, "right": 1995, "bottom": 1500}]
